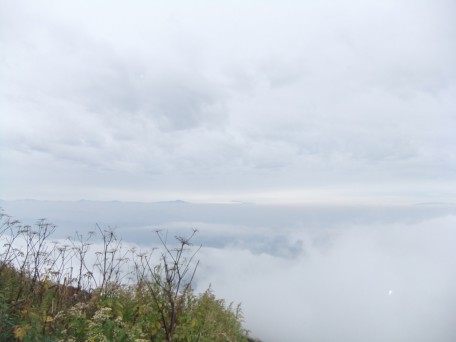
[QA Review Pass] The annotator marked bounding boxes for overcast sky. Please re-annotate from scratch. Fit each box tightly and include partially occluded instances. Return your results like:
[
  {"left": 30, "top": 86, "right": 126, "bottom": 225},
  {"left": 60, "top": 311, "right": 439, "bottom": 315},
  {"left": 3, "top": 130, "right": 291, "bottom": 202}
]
[{"left": 1, "top": 0, "right": 455, "bottom": 204}]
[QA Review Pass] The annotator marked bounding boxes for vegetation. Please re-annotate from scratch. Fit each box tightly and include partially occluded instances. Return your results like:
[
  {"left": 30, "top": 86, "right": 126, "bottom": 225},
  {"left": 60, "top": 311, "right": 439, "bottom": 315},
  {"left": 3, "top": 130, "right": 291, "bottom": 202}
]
[{"left": 0, "top": 209, "right": 257, "bottom": 341}]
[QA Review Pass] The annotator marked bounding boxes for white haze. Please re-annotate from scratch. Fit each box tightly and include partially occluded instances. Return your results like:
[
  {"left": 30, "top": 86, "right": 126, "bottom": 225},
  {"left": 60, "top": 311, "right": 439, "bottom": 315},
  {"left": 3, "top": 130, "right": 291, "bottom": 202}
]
[{"left": 197, "top": 217, "right": 456, "bottom": 341}]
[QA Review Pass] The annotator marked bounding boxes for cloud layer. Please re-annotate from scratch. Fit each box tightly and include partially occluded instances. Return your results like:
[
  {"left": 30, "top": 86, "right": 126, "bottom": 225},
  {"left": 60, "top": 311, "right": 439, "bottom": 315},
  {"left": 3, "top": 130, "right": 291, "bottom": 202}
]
[
  {"left": 196, "top": 215, "right": 456, "bottom": 342},
  {"left": 1, "top": 0, "right": 455, "bottom": 202}
]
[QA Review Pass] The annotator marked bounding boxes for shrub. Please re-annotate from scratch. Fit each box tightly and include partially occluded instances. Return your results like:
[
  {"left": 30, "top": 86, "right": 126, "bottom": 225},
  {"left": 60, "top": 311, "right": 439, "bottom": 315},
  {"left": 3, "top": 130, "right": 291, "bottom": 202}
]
[{"left": 0, "top": 210, "right": 254, "bottom": 341}]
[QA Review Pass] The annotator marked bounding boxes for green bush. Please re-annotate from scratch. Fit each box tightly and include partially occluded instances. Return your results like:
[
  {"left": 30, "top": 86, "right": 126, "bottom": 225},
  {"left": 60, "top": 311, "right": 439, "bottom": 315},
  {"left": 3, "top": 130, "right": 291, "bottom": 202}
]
[{"left": 0, "top": 210, "right": 255, "bottom": 341}]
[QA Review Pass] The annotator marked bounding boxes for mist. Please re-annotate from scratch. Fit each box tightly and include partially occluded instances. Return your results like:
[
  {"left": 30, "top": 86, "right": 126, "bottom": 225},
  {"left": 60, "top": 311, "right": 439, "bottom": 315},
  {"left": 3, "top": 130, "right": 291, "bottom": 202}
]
[{"left": 197, "top": 216, "right": 456, "bottom": 341}]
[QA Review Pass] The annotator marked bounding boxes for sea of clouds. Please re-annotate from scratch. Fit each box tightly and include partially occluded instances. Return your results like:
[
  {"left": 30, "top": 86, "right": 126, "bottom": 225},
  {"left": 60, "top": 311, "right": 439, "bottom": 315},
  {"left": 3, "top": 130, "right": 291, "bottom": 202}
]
[{"left": 1, "top": 200, "right": 456, "bottom": 341}]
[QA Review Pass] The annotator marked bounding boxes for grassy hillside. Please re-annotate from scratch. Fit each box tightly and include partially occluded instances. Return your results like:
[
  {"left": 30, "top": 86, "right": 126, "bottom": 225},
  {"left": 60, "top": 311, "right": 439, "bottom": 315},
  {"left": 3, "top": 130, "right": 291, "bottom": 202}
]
[{"left": 0, "top": 210, "right": 258, "bottom": 341}]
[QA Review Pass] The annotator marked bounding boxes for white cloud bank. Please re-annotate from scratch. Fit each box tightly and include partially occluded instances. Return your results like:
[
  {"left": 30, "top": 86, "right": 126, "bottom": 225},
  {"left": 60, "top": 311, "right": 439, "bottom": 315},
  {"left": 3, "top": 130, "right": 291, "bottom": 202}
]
[{"left": 196, "top": 215, "right": 456, "bottom": 341}]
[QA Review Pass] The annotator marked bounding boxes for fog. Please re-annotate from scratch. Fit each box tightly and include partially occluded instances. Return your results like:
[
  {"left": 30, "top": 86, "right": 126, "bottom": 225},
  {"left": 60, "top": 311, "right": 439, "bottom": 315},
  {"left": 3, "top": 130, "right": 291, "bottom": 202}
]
[
  {"left": 197, "top": 216, "right": 456, "bottom": 341},
  {"left": 1, "top": 200, "right": 455, "bottom": 341}
]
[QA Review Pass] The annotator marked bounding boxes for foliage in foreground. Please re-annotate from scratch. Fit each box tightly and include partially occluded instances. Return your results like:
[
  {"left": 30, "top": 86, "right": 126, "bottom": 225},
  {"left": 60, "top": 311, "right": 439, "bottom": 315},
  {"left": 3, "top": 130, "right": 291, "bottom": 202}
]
[{"left": 0, "top": 210, "right": 256, "bottom": 341}]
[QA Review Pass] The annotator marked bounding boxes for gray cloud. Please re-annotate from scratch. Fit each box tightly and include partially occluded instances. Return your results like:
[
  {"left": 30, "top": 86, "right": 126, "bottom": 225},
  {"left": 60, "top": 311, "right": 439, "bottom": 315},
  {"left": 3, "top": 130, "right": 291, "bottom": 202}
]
[{"left": 1, "top": 0, "right": 455, "bottom": 203}]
